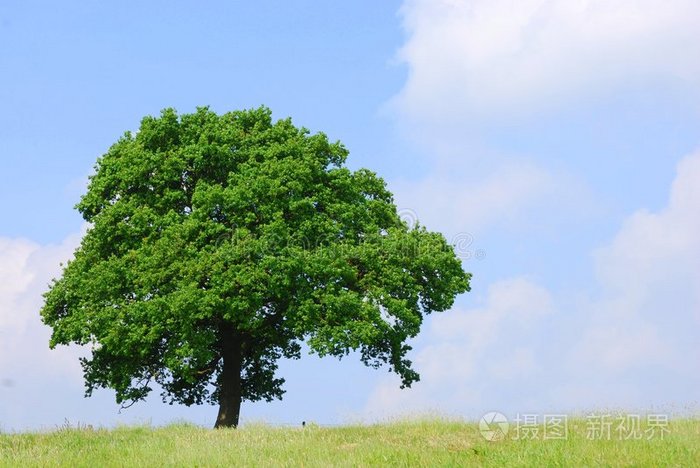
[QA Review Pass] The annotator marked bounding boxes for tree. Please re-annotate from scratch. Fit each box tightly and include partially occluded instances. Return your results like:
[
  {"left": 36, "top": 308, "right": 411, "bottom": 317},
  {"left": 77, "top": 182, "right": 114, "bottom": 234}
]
[{"left": 41, "top": 107, "right": 471, "bottom": 428}]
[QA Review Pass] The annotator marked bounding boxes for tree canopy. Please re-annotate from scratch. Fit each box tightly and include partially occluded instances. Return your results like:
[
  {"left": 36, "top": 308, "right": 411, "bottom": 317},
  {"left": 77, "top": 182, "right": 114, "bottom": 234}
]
[{"left": 41, "top": 107, "right": 471, "bottom": 427}]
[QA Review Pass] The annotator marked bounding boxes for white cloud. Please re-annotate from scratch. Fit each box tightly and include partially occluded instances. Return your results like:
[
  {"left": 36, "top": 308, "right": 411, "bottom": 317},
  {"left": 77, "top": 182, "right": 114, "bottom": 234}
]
[
  {"left": 391, "top": 160, "right": 557, "bottom": 235},
  {"left": 489, "top": 347, "right": 537, "bottom": 380},
  {"left": 0, "top": 239, "right": 38, "bottom": 332},
  {"left": 572, "top": 150, "right": 700, "bottom": 376},
  {"left": 389, "top": 154, "right": 599, "bottom": 240},
  {"left": 394, "top": 0, "right": 700, "bottom": 123},
  {"left": 595, "top": 153, "right": 700, "bottom": 295},
  {"left": 0, "top": 232, "right": 85, "bottom": 381}
]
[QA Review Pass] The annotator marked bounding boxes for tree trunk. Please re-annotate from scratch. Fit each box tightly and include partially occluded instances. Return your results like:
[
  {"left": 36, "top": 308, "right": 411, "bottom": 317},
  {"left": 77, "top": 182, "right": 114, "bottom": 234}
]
[{"left": 214, "top": 324, "right": 243, "bottom": 428}]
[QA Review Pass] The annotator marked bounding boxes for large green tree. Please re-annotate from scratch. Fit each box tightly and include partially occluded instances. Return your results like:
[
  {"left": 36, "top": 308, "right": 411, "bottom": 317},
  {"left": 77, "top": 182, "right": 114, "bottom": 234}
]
[{"left": 41, "top": 107, "right": 471, "bottom": 428}]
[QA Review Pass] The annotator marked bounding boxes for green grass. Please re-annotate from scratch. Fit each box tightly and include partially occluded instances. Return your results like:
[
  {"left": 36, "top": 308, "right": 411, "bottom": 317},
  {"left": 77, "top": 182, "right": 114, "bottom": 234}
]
[{"left": 1, "top": 417, "right": 698, "bottom": 467}]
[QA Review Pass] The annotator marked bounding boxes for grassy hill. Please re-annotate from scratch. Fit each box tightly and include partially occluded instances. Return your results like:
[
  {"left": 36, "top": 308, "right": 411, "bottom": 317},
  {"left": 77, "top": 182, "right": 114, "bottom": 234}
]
[{"left": 1, "top": 417, "right": 698, "bottom": 466}]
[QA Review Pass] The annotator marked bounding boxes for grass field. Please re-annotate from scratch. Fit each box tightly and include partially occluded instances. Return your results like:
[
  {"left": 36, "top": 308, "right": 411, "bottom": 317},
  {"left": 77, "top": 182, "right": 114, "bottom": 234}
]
[{"left": 1, "top": 417, "right": 698, "bottom": 467}]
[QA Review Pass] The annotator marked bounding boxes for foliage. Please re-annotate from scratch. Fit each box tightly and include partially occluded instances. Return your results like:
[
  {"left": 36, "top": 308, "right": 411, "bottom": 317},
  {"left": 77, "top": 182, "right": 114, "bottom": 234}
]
[{"left": 40, "top": 107, "right": 470, "bottom": 421}]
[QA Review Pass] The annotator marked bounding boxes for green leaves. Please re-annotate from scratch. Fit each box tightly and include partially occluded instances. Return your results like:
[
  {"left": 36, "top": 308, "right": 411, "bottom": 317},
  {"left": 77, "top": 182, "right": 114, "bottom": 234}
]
[{"left": 41, "top": 106, "right": 471, "bottom": 411}]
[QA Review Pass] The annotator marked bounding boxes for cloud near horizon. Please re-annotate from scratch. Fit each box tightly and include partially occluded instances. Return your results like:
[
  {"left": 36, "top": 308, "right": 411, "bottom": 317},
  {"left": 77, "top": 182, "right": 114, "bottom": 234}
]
[
  {"left": 572, "top": 150, "right": 700, "bottom": 376},
  {"left": 0, "top": 234, "right": 85, "bottom": 381},
  {"left": 365, "top": 149, "right": 700, "bottom": 418}
]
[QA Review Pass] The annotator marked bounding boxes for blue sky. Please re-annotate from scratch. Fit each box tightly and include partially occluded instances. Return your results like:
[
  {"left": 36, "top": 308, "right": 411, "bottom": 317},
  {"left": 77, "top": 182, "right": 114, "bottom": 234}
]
[{"left": 1, "top": 0, "right": 699, "bottom": 431}]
